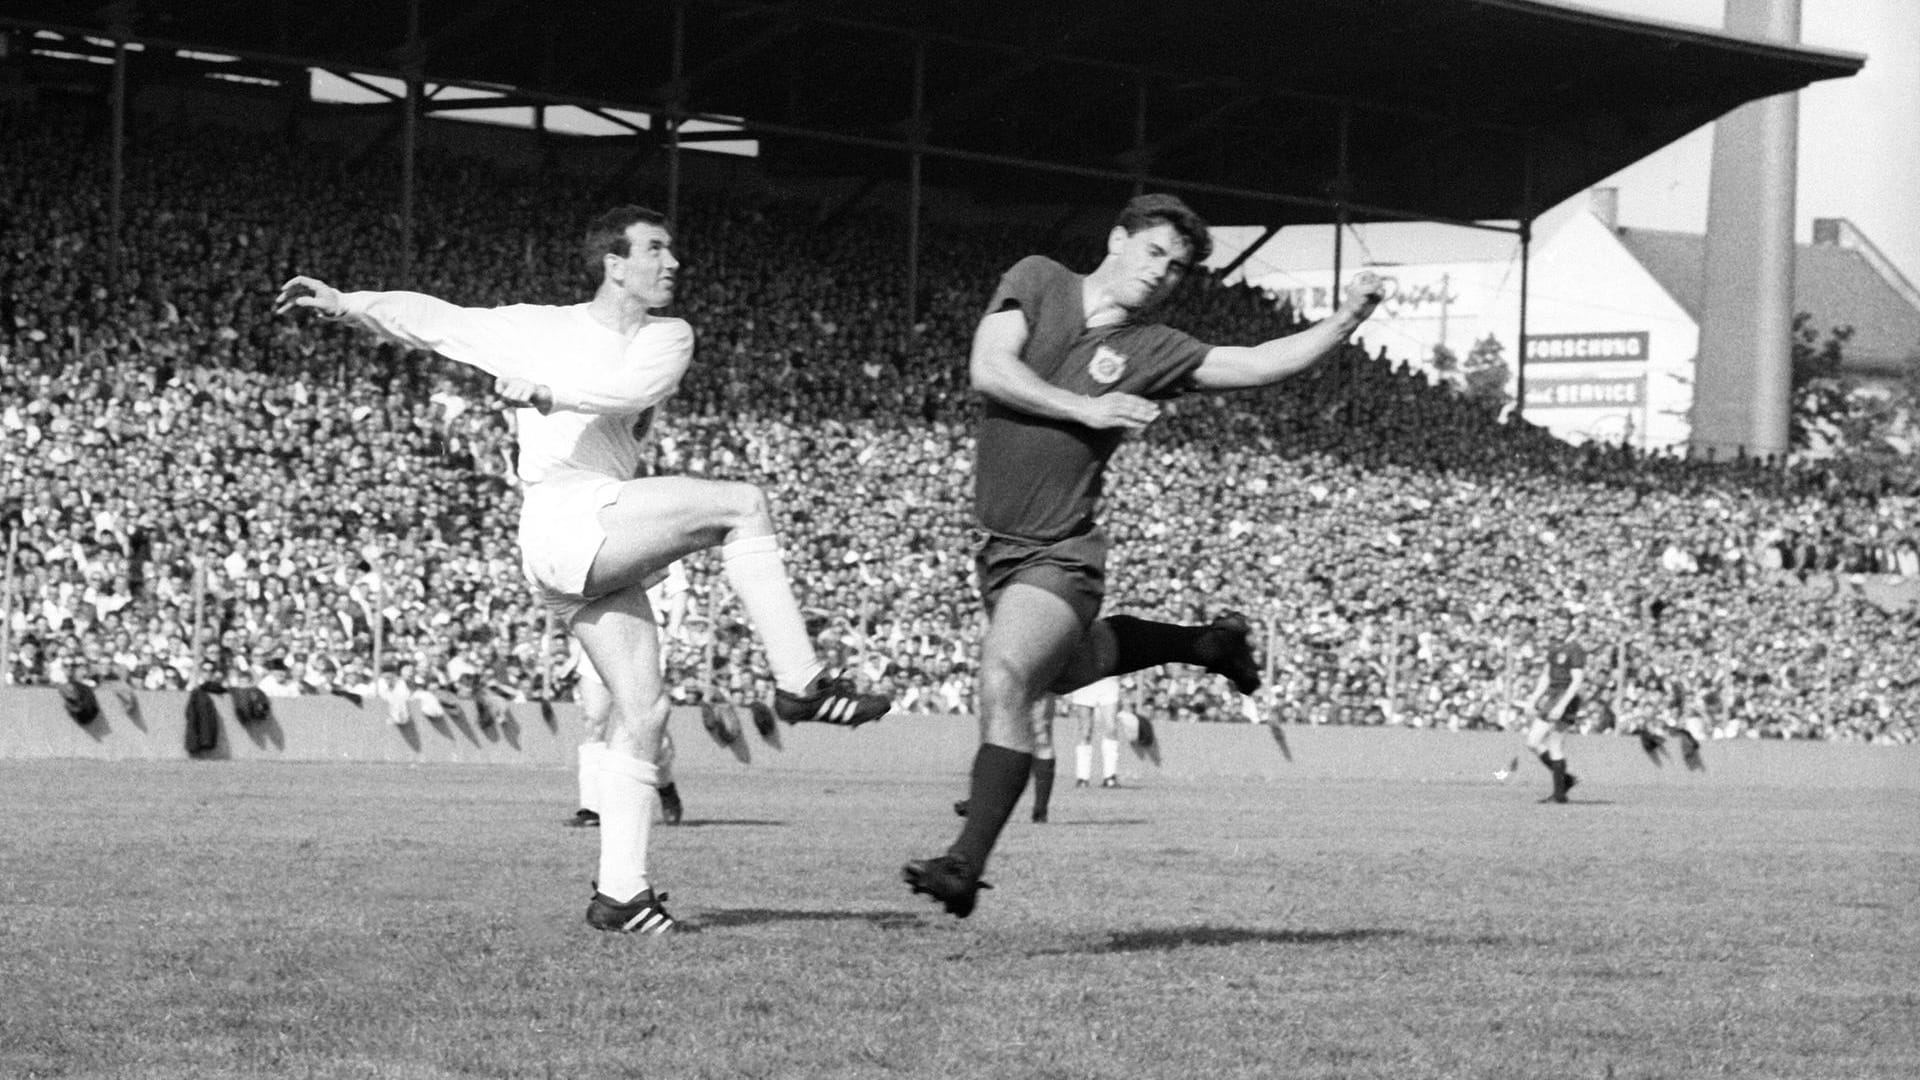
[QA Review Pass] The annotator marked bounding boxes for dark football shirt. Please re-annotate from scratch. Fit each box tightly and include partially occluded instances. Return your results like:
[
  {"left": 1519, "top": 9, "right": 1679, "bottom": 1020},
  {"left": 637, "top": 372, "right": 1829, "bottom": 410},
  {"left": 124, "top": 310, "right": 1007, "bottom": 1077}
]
[
  {"left": 973, "top": 255, "right": 1211, "bottom": 541},
  {"left": 1545, "top": 639, "right": 1587, "bottom": 698}
]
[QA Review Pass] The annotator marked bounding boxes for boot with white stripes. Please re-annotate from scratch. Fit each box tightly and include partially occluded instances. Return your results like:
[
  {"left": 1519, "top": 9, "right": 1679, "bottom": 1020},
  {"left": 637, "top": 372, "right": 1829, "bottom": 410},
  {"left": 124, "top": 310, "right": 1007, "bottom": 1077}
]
[
  {"left": 773, "top": 670, "right": 891, "bottom": 728},
  {"left": 586, "top": 888, "right": 676, "bottom": 935}
]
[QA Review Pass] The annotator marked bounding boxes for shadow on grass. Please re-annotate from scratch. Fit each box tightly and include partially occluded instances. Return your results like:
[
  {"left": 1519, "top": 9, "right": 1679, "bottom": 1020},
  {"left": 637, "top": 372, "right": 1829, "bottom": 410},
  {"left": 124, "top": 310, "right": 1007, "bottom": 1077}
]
[
  {"left": 241, "top": 712, "right": 286, "bottom": 751},
  {"left": 1045, "top": 819, "right": 1152, "bottom": 828},
  {"left": 690, "top": 908, "right": 924, "bottom": 932},
  {"left": 672, "top": 819, "right": 787, "bottom": 828},
  {"left": 1034, "top": 926, "right": 1416, "bottom": 955}
]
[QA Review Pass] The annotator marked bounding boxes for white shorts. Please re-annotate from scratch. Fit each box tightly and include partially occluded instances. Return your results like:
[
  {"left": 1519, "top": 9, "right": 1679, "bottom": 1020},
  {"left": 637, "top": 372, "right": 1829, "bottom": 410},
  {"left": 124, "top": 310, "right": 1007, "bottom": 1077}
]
[{"left": 518, "top": 472, "right": 624, "bottom": 623}]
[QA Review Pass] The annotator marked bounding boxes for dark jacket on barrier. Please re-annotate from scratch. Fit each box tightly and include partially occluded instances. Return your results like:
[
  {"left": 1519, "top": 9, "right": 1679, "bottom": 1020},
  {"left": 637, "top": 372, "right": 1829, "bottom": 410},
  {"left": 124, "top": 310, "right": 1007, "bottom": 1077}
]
[
  {"left": 61, "top": 681, "right": 100, "bottom": 726},
  {"left": 231, "top": 685, "right": 273, "bottom": 727},
  {"left": 185, "top": 686, "right": 221, "bottom": 756}
]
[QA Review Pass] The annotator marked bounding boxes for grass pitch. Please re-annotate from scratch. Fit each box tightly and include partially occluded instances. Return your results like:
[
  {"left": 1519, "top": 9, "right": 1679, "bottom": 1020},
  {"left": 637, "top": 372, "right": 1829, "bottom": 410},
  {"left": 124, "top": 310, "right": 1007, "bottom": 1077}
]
[{"left": 1, "top": 759, "right": 1915, "bottom": 1080}]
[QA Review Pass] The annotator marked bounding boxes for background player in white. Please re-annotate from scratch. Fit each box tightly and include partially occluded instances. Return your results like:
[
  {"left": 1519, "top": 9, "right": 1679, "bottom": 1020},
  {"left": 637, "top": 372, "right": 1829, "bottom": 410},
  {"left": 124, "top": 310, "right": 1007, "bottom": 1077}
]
[
  {"left": 275, "top": 205, "right": 889, "bottom": 935},
  {"left": 1067, "top": 674, "right": 1123, "bottom": 789}
]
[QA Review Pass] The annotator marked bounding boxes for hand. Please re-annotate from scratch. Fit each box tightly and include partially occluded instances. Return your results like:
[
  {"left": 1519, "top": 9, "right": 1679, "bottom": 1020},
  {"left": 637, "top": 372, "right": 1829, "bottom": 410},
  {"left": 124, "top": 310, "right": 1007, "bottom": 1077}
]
[
  {"left": 274, "top": 275, "right": 345, "bottom": 318},
  {"left": 493, "top": 376, "right": 554, "bottom": 415},
  {"left": 1078, "top": 392, "right": 1160, "bottom": 432},
  {"left": 1341, "top": 271, "right": 1386, "bottom": 320}
]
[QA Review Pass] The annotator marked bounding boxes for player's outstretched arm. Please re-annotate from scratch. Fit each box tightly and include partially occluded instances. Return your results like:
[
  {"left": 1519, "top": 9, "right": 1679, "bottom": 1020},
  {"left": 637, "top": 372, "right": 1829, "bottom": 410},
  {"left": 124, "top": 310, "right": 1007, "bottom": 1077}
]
[
  {"left": 274, "top": 275, "right": 347, "bottom": 318},
  {"left": 1190, "top": 271, "right": 1385, "bottom": 391},
  {"left": 969, "top": 308, "right": 1159, "bottom": 431},
  {"left": 275, "top": 275, "right": 534, "bottom": 393}
]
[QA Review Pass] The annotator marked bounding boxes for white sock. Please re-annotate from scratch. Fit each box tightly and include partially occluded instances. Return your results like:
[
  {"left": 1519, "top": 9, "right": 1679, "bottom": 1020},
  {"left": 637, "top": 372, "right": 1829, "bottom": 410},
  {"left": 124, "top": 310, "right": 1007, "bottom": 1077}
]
[
  {"left": 1101, "top": 738, "right": 1120, "bottom": 779},
  {"left": 1075, "top": 744, "right": 1093, "bottom": 782},
  {"left": 596, "top": 751, "right": 661, "bottom": 902},
  {"left": 722, "top": 534, "right": 824, "bottom": 694},
  {"left": 577, "top": 740, "right": 607, "bottom": 813}
]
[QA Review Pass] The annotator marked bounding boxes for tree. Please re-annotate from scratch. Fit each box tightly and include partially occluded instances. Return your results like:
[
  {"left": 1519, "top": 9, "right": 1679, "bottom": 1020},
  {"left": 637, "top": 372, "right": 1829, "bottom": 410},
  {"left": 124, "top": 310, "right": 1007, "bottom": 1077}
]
[
  {"left": 1462, "top": 333, "right": 1511, "bottom": 414},
  {"left": 1786, "top": 315, "right": 1920, "bottom": 460},
  {"left": 1789, "top": 312, "right": 1851, "bottom": 451}
]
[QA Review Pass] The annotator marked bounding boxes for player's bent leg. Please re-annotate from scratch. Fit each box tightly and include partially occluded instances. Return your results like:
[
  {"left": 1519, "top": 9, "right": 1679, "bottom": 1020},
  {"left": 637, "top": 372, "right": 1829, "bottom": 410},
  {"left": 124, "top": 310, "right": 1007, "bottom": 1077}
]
[
  {"left": 589, "top": 476, "right": 888, "bottom": 725},
  {"left": 1056, "top": 611, "right": 1260, "bottom": 696},
  {"left": 586, "top": 477, "right": 762, "bottom": 596}
]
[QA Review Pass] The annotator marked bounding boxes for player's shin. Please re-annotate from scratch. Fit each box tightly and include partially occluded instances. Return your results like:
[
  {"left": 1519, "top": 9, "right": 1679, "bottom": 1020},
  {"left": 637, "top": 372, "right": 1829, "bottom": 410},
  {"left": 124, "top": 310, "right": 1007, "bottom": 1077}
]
[
  {"left": 950, "top": 743, "right": 1033, "bottom": 872},
  {"left": 720, "top": 534, "right": 825, "bottom": 694},
  {"left": 596, "top": 751, "right": 662, "bottom": 902}
]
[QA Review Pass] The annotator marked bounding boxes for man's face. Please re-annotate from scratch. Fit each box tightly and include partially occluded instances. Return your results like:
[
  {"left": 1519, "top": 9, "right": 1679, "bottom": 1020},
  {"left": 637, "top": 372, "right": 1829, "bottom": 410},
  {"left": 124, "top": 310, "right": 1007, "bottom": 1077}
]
[
  {"left": 1109, "top": 222, "right": 1193, "bottom": 312},
  {"left": 609, "top": 221, "right": 679, "bottom": 310}
]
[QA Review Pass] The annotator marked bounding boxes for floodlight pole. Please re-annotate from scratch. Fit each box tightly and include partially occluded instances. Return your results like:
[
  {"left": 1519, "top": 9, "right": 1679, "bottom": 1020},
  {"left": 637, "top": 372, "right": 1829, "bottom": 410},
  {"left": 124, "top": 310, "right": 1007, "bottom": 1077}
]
[
  {"left": 1335, "top": 105, "right": 1355, "bottom": 427},
  {"left": 1132, "top": 77, "right": 1149, "bottom": 198},
  {"left": 109, "top": 31, "right": 127, "bottom": 289},
  {"left": 399, "top": 0, "right": 421, "bottom": 286},
  {"left": 1332, "top": 106, "right": 1350, "bottom": 290},
  {"left": 666, "top": 0, "right": 686, "bottom": 221},
  {"left": 904, "top": 29, "right": 927, "bottom": 351},
  {"left": 1515, "top": 139, "right": 1536, "bottom": 423}
]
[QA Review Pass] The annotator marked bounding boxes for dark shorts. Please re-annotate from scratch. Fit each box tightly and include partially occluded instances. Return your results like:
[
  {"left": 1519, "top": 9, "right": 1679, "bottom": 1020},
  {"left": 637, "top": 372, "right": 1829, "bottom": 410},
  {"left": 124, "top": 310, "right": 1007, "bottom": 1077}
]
[
  {"left": 1537, "top": 693, "right": 1583, "bottom": 724},
  {"left": 975, "top": 527, "right": 1110, "bottom": 628}
]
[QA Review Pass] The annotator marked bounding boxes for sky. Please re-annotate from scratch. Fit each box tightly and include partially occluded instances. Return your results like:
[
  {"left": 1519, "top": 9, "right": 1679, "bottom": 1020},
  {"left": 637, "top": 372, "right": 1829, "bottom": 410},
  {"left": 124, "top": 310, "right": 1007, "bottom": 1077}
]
[{"left": 1221, "top": 0, "right": 1920, "bottom": 288}]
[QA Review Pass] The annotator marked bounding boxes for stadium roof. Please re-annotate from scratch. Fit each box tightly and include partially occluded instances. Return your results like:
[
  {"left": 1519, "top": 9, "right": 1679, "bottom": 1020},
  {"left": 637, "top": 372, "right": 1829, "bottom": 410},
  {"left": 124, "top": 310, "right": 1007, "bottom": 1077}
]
[{"left": 1, "top": 0, "right": 1864, "bottom": 230}]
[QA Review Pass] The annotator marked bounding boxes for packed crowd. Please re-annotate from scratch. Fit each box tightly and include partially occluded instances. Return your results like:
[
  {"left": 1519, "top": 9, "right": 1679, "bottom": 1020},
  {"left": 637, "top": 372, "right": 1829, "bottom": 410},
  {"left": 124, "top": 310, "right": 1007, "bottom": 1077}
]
[{"left": 4, "top": 94, "right": 1917, "bottom": 743}]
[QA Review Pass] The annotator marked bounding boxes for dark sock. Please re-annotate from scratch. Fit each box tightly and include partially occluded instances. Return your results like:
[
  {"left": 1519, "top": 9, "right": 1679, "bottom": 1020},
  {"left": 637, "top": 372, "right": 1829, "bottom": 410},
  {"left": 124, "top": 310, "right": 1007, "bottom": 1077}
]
[
  {"left": 1030, "top": 757, "right": 1056, "bottom": 819},
  {"left": 1104, "top": 615, "right": 1210, "bottom": 675},
  {"left": 949, "top": 744, "right": 1033, "bottom": 872}
]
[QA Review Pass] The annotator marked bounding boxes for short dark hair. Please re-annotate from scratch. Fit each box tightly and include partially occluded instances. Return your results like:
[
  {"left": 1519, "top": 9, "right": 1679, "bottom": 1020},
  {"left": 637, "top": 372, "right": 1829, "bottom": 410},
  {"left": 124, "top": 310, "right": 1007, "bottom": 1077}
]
[
  {"left": 1114, "top": 193, "right": 1212, "bottom": 265},
  {"left": 582, "top": 205, "right": 671, "bottom": 278}
]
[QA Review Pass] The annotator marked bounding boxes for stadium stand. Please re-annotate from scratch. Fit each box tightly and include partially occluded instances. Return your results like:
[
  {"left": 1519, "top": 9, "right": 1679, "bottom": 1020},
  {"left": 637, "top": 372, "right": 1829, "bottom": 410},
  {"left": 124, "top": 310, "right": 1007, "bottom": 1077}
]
[{"left": 3, "top": 93, "right": 1917, "bottom": 745}]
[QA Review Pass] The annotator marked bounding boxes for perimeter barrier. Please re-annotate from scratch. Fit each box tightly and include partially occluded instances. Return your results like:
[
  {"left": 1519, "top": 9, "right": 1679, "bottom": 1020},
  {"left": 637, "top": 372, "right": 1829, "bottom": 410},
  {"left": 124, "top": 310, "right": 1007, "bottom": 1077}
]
[{"left": 3, "top": 687, "right": 1913, "bottom": 791}]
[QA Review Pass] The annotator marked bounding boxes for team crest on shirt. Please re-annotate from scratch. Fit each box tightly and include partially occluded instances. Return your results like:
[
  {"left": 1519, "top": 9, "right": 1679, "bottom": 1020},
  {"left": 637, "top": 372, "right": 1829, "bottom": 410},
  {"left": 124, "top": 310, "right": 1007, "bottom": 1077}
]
[{"left": 1088, "top": 344, "right": 1128, "bottom": 385}]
